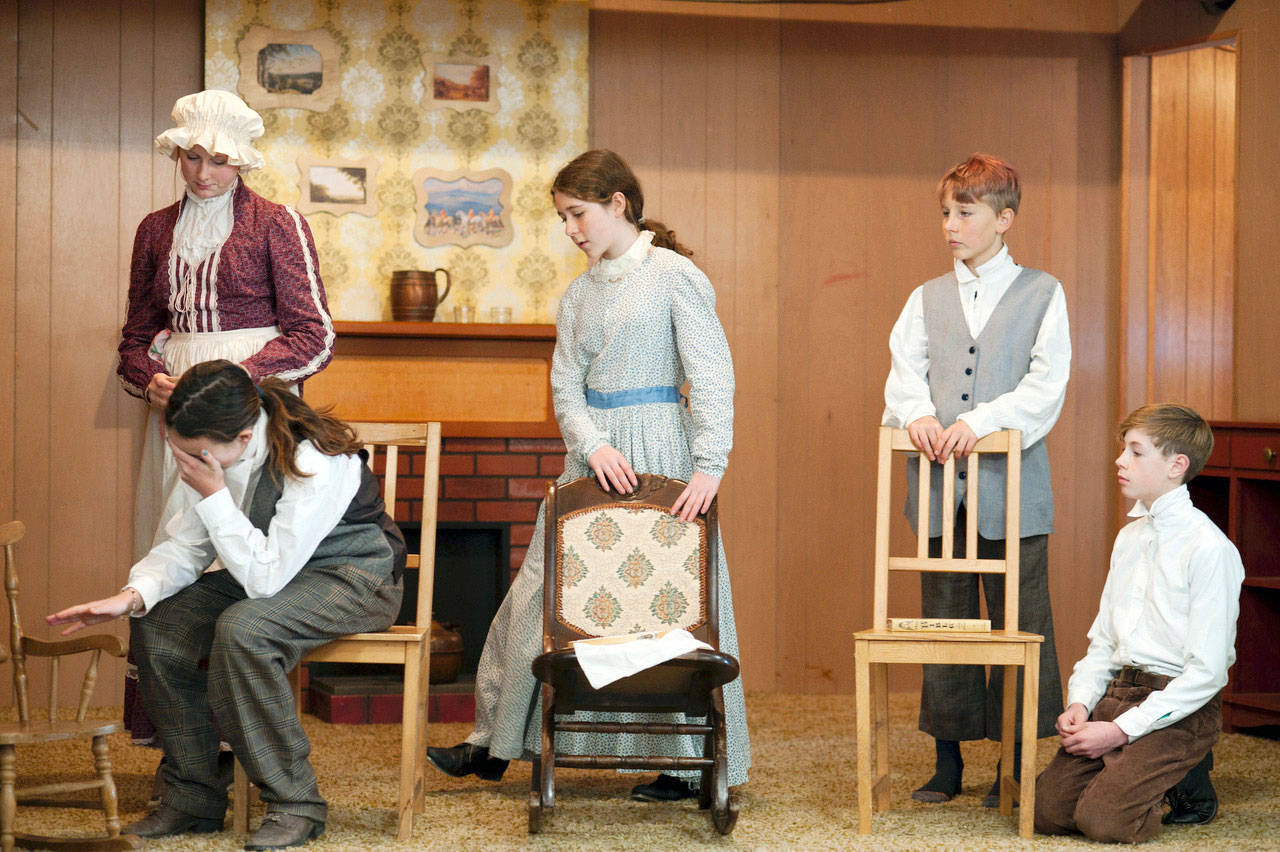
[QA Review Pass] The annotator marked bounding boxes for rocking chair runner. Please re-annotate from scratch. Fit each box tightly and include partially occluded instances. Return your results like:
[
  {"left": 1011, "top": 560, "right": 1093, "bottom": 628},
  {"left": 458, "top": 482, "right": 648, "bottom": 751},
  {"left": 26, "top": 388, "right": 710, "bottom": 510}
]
[
  {"left": 529, "top": 474, "right": 739, "bottom": 835},
  {"left": 0, "top": 520, "right": 142, "bottom": 852}
]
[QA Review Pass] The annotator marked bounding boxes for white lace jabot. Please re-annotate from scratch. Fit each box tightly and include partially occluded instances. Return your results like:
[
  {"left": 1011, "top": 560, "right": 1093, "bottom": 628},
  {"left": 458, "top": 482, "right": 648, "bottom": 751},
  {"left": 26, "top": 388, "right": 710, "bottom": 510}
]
[
  {"left": 588, "top": 230, "right": 653, "bottom": 282},
  {"left": 172, "top": 177, "right": 238, "bottom": 268}
]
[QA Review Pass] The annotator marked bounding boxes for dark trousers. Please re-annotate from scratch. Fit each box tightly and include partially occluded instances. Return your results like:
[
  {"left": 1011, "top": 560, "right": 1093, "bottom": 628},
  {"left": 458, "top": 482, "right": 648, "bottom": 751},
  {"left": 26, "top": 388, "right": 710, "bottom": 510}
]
[
  {"left": 918, "top": 511, "right": 1062, "bottom": 741},
  {"left": 1034, "top": 678, "right": 1221, "bottom": 843},
  {"left": 132, "top": 564, "right": 401, "bottom": 823}
]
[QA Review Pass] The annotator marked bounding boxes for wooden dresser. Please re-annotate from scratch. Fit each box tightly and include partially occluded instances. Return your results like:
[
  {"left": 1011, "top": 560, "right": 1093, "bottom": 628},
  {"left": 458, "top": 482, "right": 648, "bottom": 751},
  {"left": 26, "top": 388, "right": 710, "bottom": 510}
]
[{"left": 1188, "top": 421, "right": 1280, "bottom": 732}]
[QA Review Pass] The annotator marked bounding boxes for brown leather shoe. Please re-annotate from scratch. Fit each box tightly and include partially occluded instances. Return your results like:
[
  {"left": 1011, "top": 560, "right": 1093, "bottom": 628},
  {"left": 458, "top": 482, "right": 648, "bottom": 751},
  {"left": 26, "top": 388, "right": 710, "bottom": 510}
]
[
  {"left": 243, "top": 812, "right": 324, "bottom": 850},
  {"left": 124, "top": 803, "right": 223, "bottom": 837}
]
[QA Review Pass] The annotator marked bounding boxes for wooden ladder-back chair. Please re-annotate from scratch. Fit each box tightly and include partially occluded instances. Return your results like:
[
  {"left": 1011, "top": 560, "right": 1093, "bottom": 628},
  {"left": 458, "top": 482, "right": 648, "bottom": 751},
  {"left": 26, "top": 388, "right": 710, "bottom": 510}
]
[
  {"left": 232, "top": 421, "right": 441, "bottom": 841},
  {"left": 529, "top": 474, "right": 740, "bottom": 835},
  {"left": 853, "top": 428, "right": 1041, "bottom": 838},
  {"left": 0, "top": 521, "right": 142, "bottom": 851}
]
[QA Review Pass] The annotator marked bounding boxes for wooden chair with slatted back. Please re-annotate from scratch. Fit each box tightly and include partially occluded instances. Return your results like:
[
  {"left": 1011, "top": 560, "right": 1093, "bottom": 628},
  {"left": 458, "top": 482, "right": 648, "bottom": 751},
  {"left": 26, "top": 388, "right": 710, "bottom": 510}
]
[
  {"left": 529, "top": 474, "right": 740, "bottom": 836},
  {"left": 853, "top": 427, "right": 1041, "bottom": 838},
  {"left": 0, "top": 520, "right": 142, "bottom": 852},
  {"left": 231, "top": 421, "right": 441, "bottom": 841}
]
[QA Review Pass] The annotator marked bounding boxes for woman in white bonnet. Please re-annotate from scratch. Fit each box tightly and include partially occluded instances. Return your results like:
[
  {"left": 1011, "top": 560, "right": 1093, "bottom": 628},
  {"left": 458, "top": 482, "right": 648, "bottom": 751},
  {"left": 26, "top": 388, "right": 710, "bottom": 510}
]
[{"left": 116, "top": 88, "right": 334, "bottom": 795}]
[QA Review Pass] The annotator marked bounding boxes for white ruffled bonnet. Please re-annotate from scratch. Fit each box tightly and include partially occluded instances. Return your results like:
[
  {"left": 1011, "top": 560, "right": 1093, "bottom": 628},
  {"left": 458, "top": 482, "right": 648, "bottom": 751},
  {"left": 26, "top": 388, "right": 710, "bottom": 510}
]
[{"left": 154, "top": 90, "right": 265, "bottom": 172}]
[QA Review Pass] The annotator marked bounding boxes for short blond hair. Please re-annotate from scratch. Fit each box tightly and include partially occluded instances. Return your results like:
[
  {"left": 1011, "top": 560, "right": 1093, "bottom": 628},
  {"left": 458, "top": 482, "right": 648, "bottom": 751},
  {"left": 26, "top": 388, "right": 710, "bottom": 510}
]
[
  {"left": 1118, "top": 403, "right": 1214, "bottom": 482},
  {"left": 938, "top": 153, "right": 1021, "bottom": 216}
]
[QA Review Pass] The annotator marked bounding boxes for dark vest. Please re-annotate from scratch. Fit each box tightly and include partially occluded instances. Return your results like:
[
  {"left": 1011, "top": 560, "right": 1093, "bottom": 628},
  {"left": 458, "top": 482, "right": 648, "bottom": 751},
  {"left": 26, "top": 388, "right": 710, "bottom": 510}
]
[
  {"left": 247, "top": 450, "right": 407, "bottom": 582},
  {"left": 905, "top": 267, "right": 1058, "bottom": 539}
]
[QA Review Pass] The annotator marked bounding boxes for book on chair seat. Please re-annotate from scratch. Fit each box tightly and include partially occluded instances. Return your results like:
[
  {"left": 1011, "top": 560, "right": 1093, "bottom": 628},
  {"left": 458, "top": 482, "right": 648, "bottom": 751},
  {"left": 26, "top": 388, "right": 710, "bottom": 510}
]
[{"left": 888, "top": 618, "right": 992, "bottom": 632}]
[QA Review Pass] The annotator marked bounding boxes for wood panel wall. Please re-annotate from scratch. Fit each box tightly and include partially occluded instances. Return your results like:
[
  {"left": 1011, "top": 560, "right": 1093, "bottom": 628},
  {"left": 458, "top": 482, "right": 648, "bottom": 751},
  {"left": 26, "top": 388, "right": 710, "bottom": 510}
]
[
  {"left": 592, "top": 11, "right": 1121, "bottom": 694},
  {"left": 1, "top": 0, "right": 203, "bottom": 706},
  {"left": 1146, "top": 44, "right": 1236, "bottom": 418}
]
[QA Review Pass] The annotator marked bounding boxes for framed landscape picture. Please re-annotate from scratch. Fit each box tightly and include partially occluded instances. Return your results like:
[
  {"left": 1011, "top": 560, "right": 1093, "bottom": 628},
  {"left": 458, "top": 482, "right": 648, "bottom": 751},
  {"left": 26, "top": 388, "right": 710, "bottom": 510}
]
[
  {"left": 423, "top": 54, "right": 500, "bottom": 114},
  {"left": 412, "top": 167, "right": 514, "bottom": 248},
  {"left": 237, "top": 26, "right": 339, "bottom": 112},
  {"left": 296, "top": 155, "right": 379, "bottom": 217}
]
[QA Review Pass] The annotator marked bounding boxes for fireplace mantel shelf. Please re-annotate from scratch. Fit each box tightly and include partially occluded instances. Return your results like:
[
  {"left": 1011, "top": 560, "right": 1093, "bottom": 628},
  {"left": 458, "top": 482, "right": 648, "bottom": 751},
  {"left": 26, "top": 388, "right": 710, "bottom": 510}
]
[
  {"left": 306, "top": 321, "right": 560, "bottom": 437},
  {"left": 334, "top": 320, "right": 556, "bottom": 341}
]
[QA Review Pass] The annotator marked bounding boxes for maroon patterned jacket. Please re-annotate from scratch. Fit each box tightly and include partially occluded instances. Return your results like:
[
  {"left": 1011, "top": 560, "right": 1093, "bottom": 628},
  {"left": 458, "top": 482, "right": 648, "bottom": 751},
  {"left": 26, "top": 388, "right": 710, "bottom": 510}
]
[{"left": 117, "top": 181, "right": 334, "bottom": 397}]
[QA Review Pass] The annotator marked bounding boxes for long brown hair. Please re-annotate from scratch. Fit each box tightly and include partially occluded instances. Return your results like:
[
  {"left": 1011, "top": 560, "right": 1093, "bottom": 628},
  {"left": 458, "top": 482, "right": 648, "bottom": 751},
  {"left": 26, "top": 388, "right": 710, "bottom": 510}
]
[
  {"left": 164, "top": 360, "right": 361, "bottom": 484},
  {"left": 551, "top": 149, "right": 694, "bottom": 259}
]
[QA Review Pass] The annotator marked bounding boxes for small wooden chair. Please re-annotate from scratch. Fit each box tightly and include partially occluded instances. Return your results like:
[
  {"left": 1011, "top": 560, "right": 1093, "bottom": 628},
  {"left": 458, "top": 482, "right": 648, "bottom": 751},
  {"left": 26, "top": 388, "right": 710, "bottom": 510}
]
[
  {"left": 0, "top": 520, "right": 142, "bottom": 851},
  {"left": 853, "top": 428, "right": 1041, "bottom": 838},
  {"left": 232, "top": 421, "right": 441, "bottom": 841},
  {"left": 529, "top": 474, "right": 740, "bottom": 835}
]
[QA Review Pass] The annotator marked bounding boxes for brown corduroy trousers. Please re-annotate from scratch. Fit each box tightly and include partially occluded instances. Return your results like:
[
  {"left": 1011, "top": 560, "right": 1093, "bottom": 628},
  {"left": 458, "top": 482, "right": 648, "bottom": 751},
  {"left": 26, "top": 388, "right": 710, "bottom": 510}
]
[{"left": 1034, "top": 676, "right": 1221, "bottom": 844}]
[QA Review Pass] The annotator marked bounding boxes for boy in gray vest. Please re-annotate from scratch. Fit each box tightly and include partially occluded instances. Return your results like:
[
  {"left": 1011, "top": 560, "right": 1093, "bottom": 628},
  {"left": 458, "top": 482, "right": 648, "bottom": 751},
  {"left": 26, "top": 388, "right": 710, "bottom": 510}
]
[
  {"left": 882, "top": 153, "right": 1069, "bottom": 806},
  {"left": 1034, "top": 404, "right": 1241, "bottom": 842}
]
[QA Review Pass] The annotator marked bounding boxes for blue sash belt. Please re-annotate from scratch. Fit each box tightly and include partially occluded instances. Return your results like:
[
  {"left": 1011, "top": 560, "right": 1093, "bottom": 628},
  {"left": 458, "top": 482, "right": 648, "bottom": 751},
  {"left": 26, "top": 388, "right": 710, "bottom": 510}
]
[{"left": 585, "top": 385, "right": 683, "bottom": 409}]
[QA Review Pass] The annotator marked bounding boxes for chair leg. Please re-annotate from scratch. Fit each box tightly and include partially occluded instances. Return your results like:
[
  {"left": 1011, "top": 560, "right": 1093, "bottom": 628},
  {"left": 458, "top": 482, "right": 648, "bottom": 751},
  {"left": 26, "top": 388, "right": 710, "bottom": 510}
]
[
  {"left": 1000, "top": 664, "right": 1017, "bottom": 817},
  {"left": 854, "top": 640, "right": 873, "bottom": 835},
  {"left": 871, "top": 661, "right": 890, "bottom": 812},
  {"left": 708, "top": 687, "right": 737, "bottom": 836},
  {"left": 232, "top": 758, "right": 251, "bottom": 834},
  {"left": 413, "top": 642, "right": 431, "bottom": 813},
  {"left": 396, "top": 650, "right": 422, "bottom": 841},
  {"left": 1, "top": 744, "right": 14, "bottom": 852},
  {"left": 1018, "top": 646, "right": 1040, "bottom": 839},
  {"left": 92, "top": 734, "right": 122, "bottom": 838}
]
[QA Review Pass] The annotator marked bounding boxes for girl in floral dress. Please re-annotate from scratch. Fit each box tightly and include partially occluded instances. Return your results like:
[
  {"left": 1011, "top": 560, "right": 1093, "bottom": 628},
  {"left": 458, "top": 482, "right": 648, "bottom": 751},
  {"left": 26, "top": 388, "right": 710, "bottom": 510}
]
[{"left": 428, "top": 149, "right": 750, "bottom": 801}]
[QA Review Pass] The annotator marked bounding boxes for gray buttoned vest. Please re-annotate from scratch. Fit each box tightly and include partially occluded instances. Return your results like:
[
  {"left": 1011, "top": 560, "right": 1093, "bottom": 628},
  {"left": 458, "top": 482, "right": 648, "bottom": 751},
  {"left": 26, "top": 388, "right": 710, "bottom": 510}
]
[{"left": 905, "top": 267, "right": 1057, "bottom": 539}]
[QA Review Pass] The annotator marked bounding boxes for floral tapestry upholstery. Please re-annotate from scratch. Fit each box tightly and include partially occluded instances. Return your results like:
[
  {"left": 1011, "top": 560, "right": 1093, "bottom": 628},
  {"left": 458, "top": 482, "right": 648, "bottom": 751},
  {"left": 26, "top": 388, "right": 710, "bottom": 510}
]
[{"left": 555, "top": 504, "right": 707, "bottom": 637}]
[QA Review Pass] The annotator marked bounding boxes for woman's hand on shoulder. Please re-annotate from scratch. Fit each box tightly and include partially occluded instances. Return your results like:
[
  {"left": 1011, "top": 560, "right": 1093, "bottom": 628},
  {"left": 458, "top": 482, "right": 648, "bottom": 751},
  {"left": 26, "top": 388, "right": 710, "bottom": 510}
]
[
  {"left": 671, "top": 471, "right": 720, "bottom": 522},
  {"left": 145, "top": 373, "right": 177, "bottom": 410},
  {"left": 588, "top": 445, "right": 637, "bottom": 495},
  {"left": 169, "top": 441, "right": 227, "bottom": 499}
]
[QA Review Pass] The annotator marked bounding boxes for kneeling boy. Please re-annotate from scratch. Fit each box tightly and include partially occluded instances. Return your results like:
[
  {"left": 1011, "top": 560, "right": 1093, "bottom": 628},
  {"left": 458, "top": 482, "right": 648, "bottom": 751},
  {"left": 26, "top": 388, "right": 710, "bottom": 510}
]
[{"left": 1034, "top": 403, "right": 1243, "bottom": 843}]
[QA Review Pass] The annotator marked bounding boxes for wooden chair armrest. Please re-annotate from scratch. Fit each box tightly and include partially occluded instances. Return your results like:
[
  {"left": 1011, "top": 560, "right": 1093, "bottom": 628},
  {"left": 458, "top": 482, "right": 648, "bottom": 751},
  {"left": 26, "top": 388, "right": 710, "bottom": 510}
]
[{"left": 23, "top": 633, "right": 128, "bottom": 658}]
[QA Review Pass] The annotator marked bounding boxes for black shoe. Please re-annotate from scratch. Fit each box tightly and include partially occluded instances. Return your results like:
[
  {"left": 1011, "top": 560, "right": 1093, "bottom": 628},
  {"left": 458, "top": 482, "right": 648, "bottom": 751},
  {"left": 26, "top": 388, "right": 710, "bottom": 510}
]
[
  {"left": 630, "top": 774, "right": 697, "bottom": 802},
  {"left": 426, "top": 742, "right": 508, "bottom": 781},
  {"left": 243, "top": 812, "right": 324, "bottom": 850},
  {"left": 912, "top": 739, "right": 962, "bottom": 803},
  {"left": 123, "top": 803, "right": 223, "bottom": 838},
  {"left": 1164, "top": 751, "right": 1218, "bottom": 826},
  {"left": 982, "top": 751, "right": 1022, "bottom": 808}
]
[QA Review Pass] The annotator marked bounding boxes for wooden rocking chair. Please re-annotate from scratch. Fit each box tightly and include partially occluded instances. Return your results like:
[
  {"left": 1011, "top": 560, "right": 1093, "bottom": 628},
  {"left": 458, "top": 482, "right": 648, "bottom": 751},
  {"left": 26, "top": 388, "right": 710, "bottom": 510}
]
[{"left": 0, "top": 520, "right": 141, "bottom": 852}]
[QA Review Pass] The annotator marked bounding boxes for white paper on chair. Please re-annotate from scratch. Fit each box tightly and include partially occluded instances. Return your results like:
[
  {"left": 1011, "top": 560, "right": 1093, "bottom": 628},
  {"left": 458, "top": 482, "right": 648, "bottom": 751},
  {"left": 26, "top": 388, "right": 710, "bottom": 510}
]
[{"left": 571, "top": 629, "right": 712, "bottom": 689}]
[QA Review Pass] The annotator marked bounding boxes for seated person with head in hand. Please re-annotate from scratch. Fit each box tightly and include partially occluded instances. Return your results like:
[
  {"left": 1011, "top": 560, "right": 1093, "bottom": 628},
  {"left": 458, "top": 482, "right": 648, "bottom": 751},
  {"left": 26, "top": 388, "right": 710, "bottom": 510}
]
[
  {"left": 1034, "top": 403, "right": 1243, "bottom": 843},
  {"left": 47, "top": 360, "right": 405, "bottom": 851}
]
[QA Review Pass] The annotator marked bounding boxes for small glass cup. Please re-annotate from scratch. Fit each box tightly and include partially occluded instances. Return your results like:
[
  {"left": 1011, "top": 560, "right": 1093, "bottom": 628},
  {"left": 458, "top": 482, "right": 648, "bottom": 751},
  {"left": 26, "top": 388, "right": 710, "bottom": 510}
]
[
  {"left": 453, "top": 304, "right": 475, "bottom": 323},
  {"left": 488, "top": 306, "right": 513, "bottom": 324}
]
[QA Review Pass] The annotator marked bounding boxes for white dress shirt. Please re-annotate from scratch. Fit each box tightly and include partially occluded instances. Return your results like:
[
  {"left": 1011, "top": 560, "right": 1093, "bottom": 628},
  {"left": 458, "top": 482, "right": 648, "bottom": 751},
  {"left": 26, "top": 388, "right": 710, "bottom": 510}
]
[
  {"left": 881, "top": 244, "right": 1072, "bottom": 447},
  {"left": 1065, "top": 485, "right": 1244, "bottom": 740},
  {"left": 126, "top": 412, "right": 363, "bottom": 609}
]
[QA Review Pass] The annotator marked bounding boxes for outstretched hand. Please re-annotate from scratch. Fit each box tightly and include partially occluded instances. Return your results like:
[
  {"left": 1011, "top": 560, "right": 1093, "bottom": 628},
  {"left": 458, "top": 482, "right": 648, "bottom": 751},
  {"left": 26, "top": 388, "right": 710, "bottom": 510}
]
[
  {"left": 46, "top": 590, "right": 136, "bottom": 636},
  {"left": 671, "top": 472, "right": 720, "bottom": 522}
]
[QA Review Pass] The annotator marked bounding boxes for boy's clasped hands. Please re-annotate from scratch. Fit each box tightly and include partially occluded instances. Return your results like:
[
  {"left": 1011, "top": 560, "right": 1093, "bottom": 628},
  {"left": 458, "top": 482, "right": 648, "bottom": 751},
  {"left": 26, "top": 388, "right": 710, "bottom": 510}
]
[
  {"left": 1055, "top": 703, "right": 1128, "bottom": 760},
  {"left": 907, "top": 415, "right": 979, "bottom": 462}
]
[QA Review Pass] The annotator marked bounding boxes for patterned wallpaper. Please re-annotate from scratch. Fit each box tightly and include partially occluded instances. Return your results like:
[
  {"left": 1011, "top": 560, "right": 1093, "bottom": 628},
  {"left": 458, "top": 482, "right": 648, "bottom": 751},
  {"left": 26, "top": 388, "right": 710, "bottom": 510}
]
[{"left": 205, "top": 0, "right": 589, "bottom": 323}]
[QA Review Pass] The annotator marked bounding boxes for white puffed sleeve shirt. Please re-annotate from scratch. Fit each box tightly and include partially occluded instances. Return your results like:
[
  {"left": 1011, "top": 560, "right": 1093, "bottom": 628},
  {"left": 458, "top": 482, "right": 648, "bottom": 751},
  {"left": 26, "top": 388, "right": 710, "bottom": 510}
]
[{"left": 1065, "top": 485, "right": 1244, "bottom": 740}]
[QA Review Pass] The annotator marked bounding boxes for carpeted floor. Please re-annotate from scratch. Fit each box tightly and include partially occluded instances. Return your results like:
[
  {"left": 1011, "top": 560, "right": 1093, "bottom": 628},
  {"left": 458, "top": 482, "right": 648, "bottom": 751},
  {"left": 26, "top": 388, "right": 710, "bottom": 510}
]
[{"left": 9, "top": 693, "right": 1280, "bottom": 850}]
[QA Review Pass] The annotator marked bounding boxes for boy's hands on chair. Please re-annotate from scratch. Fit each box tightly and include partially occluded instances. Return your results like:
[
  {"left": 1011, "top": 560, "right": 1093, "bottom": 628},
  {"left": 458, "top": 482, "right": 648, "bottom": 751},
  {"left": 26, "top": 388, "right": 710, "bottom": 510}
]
[
  {"left": 908, "top": 416, "right": 978, "bottom": 461},
  {"left": 170, "top": 441, "right": 228, "bottom": 499}
]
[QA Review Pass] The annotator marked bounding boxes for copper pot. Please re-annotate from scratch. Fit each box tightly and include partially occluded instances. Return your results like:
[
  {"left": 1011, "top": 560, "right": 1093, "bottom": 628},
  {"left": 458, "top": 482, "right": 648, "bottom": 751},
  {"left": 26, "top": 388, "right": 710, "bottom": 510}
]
[
  {"left": 390, "top": 269, "right": 452, "bottom": 321},
  {"left": 429, "top": 618, "right": 464, "bottom": 684}
]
